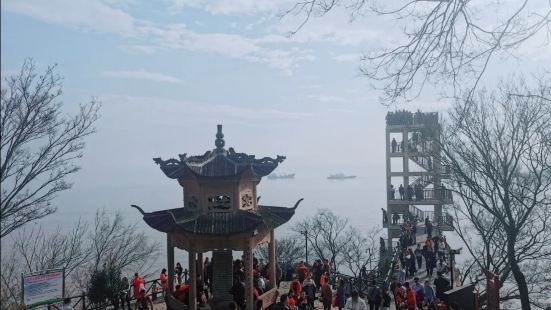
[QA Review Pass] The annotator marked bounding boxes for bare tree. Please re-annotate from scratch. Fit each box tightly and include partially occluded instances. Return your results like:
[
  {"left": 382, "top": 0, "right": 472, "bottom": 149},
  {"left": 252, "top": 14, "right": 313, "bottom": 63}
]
[
  {"left": 0, "top": 211, "right": 160, "bottom": 308},
  {"left": 0, "top": 59, "right": 100, "bottom": 238},
  {"left": 0, "top": 250, "right": 20, "bottom": 307},
  {"left": 0, "top": 221, "right": 89, "bottom": 307},
  {"left": 255, "top": 237, "right": 305, "bottom": 264},
  {"left": 294, "top": 209, "right": 350, "bottom": 272},
  {"left": 90, "top": 210, "right": 160, "bottom": 274},
  {"left": 342, "top": 226, "right": 380, "bottom": 277},
  {"left": 12, "top": 220, "right": 89, "bottom": 275},
  {"left": 437, "top": 78, "right": 551, "bottom": 309},
  {"left": 286, "top": 0, "right": 551, "bottom": 104}
]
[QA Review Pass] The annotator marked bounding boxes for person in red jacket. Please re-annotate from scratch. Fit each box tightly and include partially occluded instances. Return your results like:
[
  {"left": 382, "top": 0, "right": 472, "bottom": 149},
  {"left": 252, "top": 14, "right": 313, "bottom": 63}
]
[
  {"left": 160, "top": 268, "right": 168, "bottom": 296},
  {"left": 403, "top": 282, "right": 416, "bottom": 310},
  {"left": 131, "top": 273, "right": 145, "bottom": 299},
  {"left": 290, "top": 276, "right": 302, "bottom": 297}
]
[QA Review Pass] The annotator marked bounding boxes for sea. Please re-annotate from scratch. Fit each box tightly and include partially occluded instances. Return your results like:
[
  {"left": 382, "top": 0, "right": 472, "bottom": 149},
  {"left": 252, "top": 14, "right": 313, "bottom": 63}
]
[{"left": 3, "top": 171, "right": 464, "bottom": 279}]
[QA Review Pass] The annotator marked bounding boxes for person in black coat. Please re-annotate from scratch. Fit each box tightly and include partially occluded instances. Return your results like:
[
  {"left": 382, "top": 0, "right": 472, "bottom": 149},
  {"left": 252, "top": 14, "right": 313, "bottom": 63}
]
[
  {"left": 229, "top": 280, "right": 246, "bottom": 310},
  {"left": 433, "top": 272, "right": 451, "bottom": 299},
  {"left": 272, "top": 294, "right": 290, "bottom": 310}
]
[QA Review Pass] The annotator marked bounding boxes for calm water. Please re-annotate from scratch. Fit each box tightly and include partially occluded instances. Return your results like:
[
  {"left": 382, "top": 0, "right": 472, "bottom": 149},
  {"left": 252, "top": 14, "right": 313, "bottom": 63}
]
[{"left": 3, "top": 169, "right": 463, "bottom": 276}]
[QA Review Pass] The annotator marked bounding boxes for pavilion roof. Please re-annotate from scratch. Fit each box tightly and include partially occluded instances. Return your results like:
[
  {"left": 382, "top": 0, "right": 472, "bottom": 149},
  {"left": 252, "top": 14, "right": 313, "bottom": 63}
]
[
  {"left": 131, "top": 200, "right": 302, "bottom": 236},
  {"left": 153, "top": 125, "right": 285, "bottom": 179}
]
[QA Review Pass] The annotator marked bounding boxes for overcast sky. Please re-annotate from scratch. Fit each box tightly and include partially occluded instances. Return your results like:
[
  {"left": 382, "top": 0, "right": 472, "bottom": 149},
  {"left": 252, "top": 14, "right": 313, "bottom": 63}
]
[{"left": 1, "top": 0, "right": 550, "bottom": 234}]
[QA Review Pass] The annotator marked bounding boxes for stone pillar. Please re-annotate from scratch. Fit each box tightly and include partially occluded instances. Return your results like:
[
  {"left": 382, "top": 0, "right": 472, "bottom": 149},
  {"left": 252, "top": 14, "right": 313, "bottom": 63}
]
[
  {"left": 167, "top": 234, "right": 175, "bottom": 293},
  {"left": 189, "top": 249, "right": 197, "bottom": 310},
  {"left": 197, "top": 252, "right": 204, "bottom": 280},
  {"left": 212, "top": 250, "right": 233, "bottom": 302},
  {"left": 243, "top": 239, "right": 254, "bottom": 310},
  {"left": 269, "top": 230, "right": 277, "bottom": 289}
]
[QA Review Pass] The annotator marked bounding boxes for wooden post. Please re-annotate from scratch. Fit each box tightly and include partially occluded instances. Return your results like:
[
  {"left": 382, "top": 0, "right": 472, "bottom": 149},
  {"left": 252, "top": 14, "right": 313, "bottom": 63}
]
[
  {"left": 167, "top": 234, "right": 175, "bottom": 293},
  {"left": 269, "top": 230, "right": 277, "bottom": 289},
  {"left": 243, "top": 238, "right": 254, "bottom": 310},
  {"left": 189, "top": 249, "right": 197, "bottom": 310}
]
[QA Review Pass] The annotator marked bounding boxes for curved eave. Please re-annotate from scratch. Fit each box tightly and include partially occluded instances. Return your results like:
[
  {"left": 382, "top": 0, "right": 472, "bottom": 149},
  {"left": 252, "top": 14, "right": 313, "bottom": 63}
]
[
  {"left": 257, "top": 204, "right": 296, "bottom": 229},
  {"left": 135, "top": 202, "right": 300, "bottom": 236}
]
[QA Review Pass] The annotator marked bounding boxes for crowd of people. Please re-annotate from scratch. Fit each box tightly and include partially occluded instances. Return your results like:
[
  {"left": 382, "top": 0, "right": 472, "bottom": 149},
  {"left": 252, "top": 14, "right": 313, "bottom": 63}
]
[
  {"left": 91, "top": 216, "right": 456, "bottom": 310},
  {"left": 388, "top": 222, "right": 455, "bottom": 310},
  {"left": 388, "top": 184, "right": 429, "bottom": 201}
]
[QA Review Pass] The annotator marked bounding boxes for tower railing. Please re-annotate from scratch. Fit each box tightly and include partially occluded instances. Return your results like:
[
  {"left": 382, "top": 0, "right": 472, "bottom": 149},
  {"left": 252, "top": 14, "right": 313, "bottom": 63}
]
[{"left": 389, "top": 188, "right": 453, "bottom": 204}]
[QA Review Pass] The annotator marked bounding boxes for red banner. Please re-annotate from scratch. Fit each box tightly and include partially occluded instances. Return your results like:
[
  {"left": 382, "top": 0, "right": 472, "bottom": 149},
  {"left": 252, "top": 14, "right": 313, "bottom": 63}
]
[{"left": 484, "top": 270, "right": 500, "bottom": 310}]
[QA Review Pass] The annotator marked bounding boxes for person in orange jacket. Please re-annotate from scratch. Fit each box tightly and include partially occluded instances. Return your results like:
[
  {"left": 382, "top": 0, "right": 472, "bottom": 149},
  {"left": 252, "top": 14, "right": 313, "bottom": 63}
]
[
  {"left": 131, "top": 273, "right": 145, "bottom": 299},
  {"left": 403, "top": 282, "right": 416, "bottom": 310},
  {"left": 290, "top": 276, "right": 302, "bottom": 297},
  {"left": 297, "top": 262, "right": 308, "bottom": 282}
]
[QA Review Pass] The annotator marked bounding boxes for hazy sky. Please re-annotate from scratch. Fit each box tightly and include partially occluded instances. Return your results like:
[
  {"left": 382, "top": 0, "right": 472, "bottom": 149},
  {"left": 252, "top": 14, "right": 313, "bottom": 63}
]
[{"left": 1, "top": 0, "right": 549, "bottom": 237}]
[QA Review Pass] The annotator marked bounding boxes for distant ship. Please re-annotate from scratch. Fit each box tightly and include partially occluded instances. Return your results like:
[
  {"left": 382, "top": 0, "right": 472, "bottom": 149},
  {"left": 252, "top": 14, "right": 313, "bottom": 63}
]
[
  {"left": 327, "top": 173, "right": 357, "bottom": 180},
  {"left": 267, "top": 173, "right": 296, "bottom": 180}
]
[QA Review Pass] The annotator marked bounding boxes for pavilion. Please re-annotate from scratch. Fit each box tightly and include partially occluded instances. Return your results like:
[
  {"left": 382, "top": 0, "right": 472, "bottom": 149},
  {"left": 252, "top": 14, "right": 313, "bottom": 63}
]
[{"left": 132, "top": 125, "right": 301, "bottom": 310}]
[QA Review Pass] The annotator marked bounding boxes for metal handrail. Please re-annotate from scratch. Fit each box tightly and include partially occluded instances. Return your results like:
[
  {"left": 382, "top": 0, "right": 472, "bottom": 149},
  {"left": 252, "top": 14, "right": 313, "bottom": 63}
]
[
  {"left": 389, "top": 188, "right": 453, "bottom": 203},
  {"left": 44, "top": 278, "right": 161, "bottom": 310}
]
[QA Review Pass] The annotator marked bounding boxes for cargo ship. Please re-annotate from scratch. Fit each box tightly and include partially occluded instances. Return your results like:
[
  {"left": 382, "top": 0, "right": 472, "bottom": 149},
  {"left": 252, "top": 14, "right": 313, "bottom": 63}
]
[
  {"left": 327, "top": 173, "right": 357, "bottom": 179},
  {"left": 267, "top": 173, "right": 296, "bottom": 180}
]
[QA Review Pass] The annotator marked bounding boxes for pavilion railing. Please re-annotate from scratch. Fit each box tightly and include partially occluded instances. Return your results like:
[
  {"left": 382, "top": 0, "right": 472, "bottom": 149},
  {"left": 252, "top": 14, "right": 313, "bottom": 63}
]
[{"left": 44, "top": 278, "right": 161, "bottom": 310}]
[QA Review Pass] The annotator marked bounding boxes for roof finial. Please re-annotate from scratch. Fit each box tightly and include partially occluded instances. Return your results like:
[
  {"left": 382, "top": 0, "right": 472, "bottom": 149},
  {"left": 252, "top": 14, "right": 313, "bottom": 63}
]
[{"left": 215, "top": 124, "right": 225, "bottom": 151}]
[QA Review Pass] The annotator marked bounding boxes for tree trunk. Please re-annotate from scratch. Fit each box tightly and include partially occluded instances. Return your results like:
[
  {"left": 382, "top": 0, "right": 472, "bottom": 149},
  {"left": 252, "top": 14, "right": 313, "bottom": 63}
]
[{"left": 507, "top": 235, "right": 530, "bottom": 310}]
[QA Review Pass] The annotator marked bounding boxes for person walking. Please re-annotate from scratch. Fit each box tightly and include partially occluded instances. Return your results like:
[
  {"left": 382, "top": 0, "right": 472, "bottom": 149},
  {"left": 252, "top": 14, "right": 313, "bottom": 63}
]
[
  {"left": 303, "top": 274, "right": 317, "bottom": 308},
  {"left": 160, "top": 269, "right": 168, "bottom": 297},
  {"left": 426, "top": 222, "right": 433, "bottom": 239},
  {"left": 229, "top": 280, "right": 246, "bottom": 310},
  {"left": 336, "top": 279, "right": 346, "bottom": 310},
  {"left": 381, "top": 288, "right": 391, "bottom": 310},
  {"left": 297, "top": 291, "right": 312, "bottom": 310},
  {"left": 344, "top": 291, "right": 367, "bottom": 310},
  {"left": 414, "top": 244, "right": 423, "bottom": 271},
  {"left": 135, "top": 289, "right": 153, "bottom": 310},
  {"left": 273, "top": 294, "right": 290, "bottom": 310},
  {"left": 320, "top": 280, "right": 333, "bottom": 310},
  {"left": 290, "top": 275, "right": 302, "bottom": 296},
  {"left": 131, "top": 273, "right": 145, "bottom": 300},
  {"left": 175, "top": 263, "right": 183, "bottom": 284},
  {"left": 407, "top": 249, "right": 417, "bottom": 276},
  {"left": 425, "top": 250, "right": 436, "bottom": 278},
  {"left": 366, "top": 280, "right": 381, "bottom": 310},
  {"left": 403, "top": 282, "right": 416, "bottom": 310},
  {"left": 423, "top": 280, "right": 435, "bottom": 306},
  {"left": 411, "top": 278, "right": 424, "bottom": 309},
  {"left": 433, "top": 272, "right": 450, "bottom": 299}
]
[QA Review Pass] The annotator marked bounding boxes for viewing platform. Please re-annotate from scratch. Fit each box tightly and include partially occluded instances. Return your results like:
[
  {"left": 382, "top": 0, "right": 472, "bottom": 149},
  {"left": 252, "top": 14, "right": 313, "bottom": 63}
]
[{"left": 388, "top": 188, "right": 453, "bottom": 205}]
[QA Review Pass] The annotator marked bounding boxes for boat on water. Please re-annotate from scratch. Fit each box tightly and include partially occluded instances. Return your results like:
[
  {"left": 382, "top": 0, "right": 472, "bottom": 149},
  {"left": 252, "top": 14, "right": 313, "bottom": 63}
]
[
  {"left": 267, "top": 173, "right": 296, "bottom": 180},
  {"left": 327, "top": 173, "right": 357, "bottom": 180}
]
